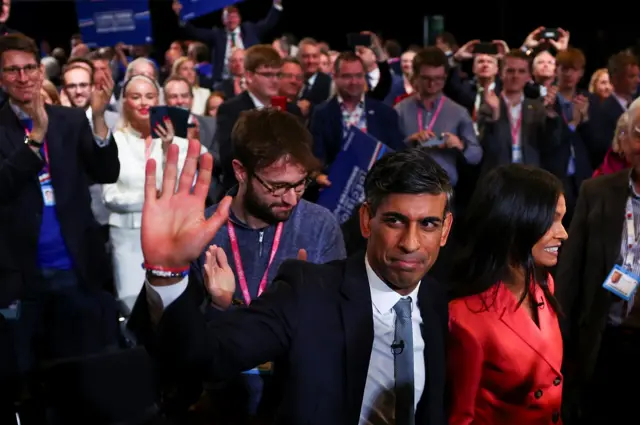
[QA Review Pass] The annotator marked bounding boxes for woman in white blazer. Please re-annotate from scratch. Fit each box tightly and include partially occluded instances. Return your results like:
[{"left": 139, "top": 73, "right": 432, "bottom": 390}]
[{"left": 103, "top": 74, "right": 206, "bottom": 309}]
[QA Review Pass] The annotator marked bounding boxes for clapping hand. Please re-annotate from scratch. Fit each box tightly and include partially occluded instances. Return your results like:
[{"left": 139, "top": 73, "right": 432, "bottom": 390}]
[
  {"left": 204, "top": 245, "right": 236, "bottom": 309},
  {"left": 142, "top": 140, "right": 231, "bottom": 283}
]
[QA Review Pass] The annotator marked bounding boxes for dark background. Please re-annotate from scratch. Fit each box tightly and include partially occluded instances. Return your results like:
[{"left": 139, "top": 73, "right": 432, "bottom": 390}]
[{"left": 10, "top": 0, "right": 639, "bottom": 74}]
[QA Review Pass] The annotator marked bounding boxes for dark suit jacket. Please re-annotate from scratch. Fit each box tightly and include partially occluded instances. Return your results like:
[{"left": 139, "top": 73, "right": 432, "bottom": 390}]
[
  {"left": 300, "top": 71, "right": 332, "bottom": 106},
  {"left": 477, "top": 97, "right": 560, "bottom": 176},
  {"left": 130, "top": 252, "right": 449, "bottom": 425},
  {"left": 180, "top": 7, "right": 281, "bottom": 81},
  {"left": 583, "top": 95, "right": 626, "bottom": 169},
  {"left": 215, "top": 91, "right": 302, "bottom": 198},
  {"left": 214, "top": 78, "right": 237, "bottom": 100},
  {"left": 0, "top": 103, "right": 120, "bottom": 307},
  {"left": 309, "top": 95, "right": 405, "bottom": 170},
  {"left": 542, "top": 96, "right": 593, "bottom": 193},
  {"left": 555, "top": 170, "right": 630, "bottom": 416},
  {"left": 445, "top": 68, "right": 502, "bottom": 117}
]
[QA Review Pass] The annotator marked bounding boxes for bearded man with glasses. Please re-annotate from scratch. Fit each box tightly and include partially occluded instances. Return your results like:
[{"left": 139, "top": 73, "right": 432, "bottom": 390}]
[{"left": 129, "top": 108, "right": 346, "bottom": 424}]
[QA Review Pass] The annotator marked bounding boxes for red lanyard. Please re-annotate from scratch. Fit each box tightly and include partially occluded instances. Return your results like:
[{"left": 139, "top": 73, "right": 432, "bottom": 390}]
[
  {"left": 227, "top": 221, "right": 284, "bottom": 305},
  {"left": 417, "top": 97, "right": 445, "bottom": 131},
  {"left": 24, "top": 127, "right": 49, "bottom": 165},
  {"left": 502, "top": 95, "right": 522, "bottom": 145}
]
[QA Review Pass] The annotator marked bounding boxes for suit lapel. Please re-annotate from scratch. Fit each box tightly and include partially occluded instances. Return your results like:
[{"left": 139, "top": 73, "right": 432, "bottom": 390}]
[
  {"left": 520, "top": 99, "right": 535, "bottom": 159},
  {"left": 498, "top": 284, "right": 562, "bottom": 374},
  {"left": 328, "top": 97, "right": 343, "bottom": 143},
  {"left": 363, "top": 98, "right": 377, "bottom": 137},
  {"left": 0, "top": 101, "right": 26, "bottom": 152},
  {"left": 339, "top": 252, "right": 374, "bottom": 423},
  {"left": 415, "top": 276, "right": 445, "bottom": 419},
  {"left": 603, "top": 171, "right": 629, "bottom": 269}
]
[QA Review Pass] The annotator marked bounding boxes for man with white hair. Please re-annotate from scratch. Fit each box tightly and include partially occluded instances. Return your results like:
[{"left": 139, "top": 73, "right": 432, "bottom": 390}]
[{"left": 556, "top": 97, "right": 640, "bottom": 425}]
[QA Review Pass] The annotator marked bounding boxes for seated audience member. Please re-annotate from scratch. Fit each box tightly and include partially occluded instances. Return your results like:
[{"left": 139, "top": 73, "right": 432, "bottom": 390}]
[{"left": 448, "top": 165, "right": 567, "bottom": 425}]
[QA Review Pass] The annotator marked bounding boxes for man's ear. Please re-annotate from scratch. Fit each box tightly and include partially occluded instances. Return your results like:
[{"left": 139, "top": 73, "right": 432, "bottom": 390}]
[
  {"left": 232, "top": 159, "right": 247, "bottom": 184},
  {"left": 359, "top": 202, "right": 373, "bottom": 239},
  {"left": 440, "top": 211, "right": 453, "bottom": 247}
]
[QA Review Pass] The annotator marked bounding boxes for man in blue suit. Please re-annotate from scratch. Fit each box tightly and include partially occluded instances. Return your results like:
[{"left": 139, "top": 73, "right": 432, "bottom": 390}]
[
  {"left": 309, "top": 51, "right": 405, "bottom": 189},
  {"left": 172, "top": 0, "right": 282, "bottom": 82}
]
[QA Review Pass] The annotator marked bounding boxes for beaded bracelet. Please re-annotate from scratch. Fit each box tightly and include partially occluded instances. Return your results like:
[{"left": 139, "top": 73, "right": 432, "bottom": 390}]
[{"left": 142, "top": 263, "right": 190, "bottom": 278}]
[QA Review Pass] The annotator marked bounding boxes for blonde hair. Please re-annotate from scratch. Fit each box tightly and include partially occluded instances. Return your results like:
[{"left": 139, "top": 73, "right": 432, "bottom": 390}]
[
  {"left": 589, "top": 68, "right": 609, "bottom": 94},
  {"left": 171, "top": 56, "right": 200, "bottom": 88},
  {"left": 116, "top": 74, "right": 160, "bottom": 132}
]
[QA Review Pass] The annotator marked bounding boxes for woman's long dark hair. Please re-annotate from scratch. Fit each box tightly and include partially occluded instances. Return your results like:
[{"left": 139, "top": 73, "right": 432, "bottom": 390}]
[{"left": 450, "top": 164, "right": 563, "bottom": 314}]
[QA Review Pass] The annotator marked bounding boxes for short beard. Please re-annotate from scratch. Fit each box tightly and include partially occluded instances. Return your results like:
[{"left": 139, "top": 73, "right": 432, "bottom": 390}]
[{"left": 243, "top": 181, "right": 293, "bottom": 225}]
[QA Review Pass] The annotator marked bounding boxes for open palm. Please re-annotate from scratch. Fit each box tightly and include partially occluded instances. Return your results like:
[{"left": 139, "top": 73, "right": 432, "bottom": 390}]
[{"left": 141, "top": 140, "right": 230, "bottom": 270}]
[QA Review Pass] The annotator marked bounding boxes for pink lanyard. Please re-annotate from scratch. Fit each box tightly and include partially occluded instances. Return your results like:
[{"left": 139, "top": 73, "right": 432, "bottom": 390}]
[
  {"left": 227, "top": 221, "right": 284, "bottom": 305},
  {"left": 417, "top": 97, "right": 445, "bottom": 131},
  {"left": 502, "top": 95, "right": 523, "bottom": 144}
]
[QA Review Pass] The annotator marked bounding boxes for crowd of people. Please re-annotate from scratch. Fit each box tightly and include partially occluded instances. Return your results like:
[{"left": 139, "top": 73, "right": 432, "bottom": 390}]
[{"left": 0, "top": 0, "right": 640, "bottom": 424}]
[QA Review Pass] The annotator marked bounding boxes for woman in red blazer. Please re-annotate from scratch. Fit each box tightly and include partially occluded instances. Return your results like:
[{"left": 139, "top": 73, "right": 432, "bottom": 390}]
[{"left": 447, "top": 165, "right": 568, "bottom": 425}]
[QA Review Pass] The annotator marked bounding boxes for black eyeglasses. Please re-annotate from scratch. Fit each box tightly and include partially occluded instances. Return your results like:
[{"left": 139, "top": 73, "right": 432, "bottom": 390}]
[{"left": 252, "top": 173, "right": 311, "bottom": 196}]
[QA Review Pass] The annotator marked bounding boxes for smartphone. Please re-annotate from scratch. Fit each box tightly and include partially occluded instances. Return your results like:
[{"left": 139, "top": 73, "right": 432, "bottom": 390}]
[
  {"left": 473, "top": 42, "right": 499, "bottom": 55},
  {"left": 150, "top": 106, "right": 190, "bottom": 139},
  {"left": 421, "top": 136, "right": 446, "bottom": 148},
  {"left": 271, "top": 96, "right": 287, "bottom": 111},
  {"left": 540, "top": 28, "right": 559, "bottom": 40},
  {"left": 347, "top": 33, "right": 372, "bottom": 49}
]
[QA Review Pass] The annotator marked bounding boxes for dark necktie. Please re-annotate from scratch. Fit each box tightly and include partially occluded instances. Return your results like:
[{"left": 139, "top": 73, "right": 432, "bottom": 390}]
[
  {"left": 230, "top": 32, "right": 237, "bottom": 48},
  {"left": 393, "top": 298, "right": 415, "bottom": 425},
  {"left": 366, "top": 73, "right": 373, "bottom": 91}
]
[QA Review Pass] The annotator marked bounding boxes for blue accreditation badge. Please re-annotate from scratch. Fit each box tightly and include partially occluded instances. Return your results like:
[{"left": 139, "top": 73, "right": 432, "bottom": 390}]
[
  {"left": 0, "top": 300, "right": 21, "bottom": 320},
  {"left": 602, "top": 265, "right": 640, "bottom": 301}
]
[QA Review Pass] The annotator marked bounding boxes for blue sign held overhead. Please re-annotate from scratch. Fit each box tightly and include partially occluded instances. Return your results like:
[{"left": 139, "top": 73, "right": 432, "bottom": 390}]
[
  {"left": 181, "top": 0, "right": 243, "bottom": 21},
  {"left": 317, "top": 127, "right": 392, "bottom": 224},
  {"left": 76, "top": 0, "right": 152, "bottom": 48}
]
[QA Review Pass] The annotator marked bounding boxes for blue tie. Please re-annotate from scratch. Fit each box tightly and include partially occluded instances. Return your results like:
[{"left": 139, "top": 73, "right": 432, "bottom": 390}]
[
  {"left": 21, "top": 117, "right": 33, "bottom": 132},
  {"left": 393, "top": 298, "right": 415, "bottom": 425}
]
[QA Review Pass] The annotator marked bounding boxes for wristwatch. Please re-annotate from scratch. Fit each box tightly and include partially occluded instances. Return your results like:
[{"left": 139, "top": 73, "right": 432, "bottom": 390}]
[{"left": 24, "top": 135, "right": 43, "bottom": 149}]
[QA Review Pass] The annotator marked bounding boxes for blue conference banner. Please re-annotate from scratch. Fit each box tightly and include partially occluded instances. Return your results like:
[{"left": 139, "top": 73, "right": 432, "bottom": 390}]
[
  {"left": 76, "top": 0, "right": 152, "bottom": 48},
  {"left": 317, "top": 128, "right": 392, "bottom": 224},
  {"left": 181, "top": 0, "right": 243, "bottom": 21}
]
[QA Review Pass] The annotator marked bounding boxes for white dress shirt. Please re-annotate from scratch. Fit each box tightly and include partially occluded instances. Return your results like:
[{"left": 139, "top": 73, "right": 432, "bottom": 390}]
[
  {"left": 613, "top": 92, "right": 630, "bottom": 110},
  {"left": 367, "top": 67, "right": 381, "bottom": 91},
  {"left": 359, "top": 257, "right": 425, "bottom": 425}
]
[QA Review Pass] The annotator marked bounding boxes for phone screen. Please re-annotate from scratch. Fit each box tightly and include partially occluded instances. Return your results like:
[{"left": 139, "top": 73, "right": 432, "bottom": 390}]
[{"left": 271, "top": 96, "right": 287, "bottom": 111}]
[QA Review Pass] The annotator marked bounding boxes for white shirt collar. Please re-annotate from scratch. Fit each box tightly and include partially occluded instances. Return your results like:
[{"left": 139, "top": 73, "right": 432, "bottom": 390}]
[
  {"left": 306, "top": 72, "right": 319, "bottom": 87},
  {"left": 247, "top": 90, "right": 266, "bottom": 109},
  {"left": 613, "top": 92, "right": 630, "bottom": 110},
  {"left": 228, "top": 27, "right": 241, "bottom": 36},
  {"left": 368, "top": 67, "right": 380, "bottom": 81},
  {"left": 365, "top": 255, "right": 420, "bottom": 315},
  {"left": 9, "top": 101, "right": 29, "bottom": 120}
]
